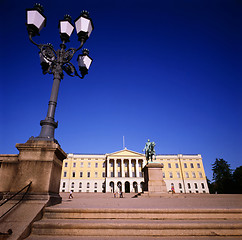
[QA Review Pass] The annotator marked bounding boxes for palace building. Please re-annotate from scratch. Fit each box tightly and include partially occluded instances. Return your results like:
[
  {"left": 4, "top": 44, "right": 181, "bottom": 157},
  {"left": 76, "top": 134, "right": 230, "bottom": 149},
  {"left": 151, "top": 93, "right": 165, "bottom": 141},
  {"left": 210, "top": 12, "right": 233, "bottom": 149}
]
[{"left": 60, "top": 148, "right": 209, "bottom": 194}]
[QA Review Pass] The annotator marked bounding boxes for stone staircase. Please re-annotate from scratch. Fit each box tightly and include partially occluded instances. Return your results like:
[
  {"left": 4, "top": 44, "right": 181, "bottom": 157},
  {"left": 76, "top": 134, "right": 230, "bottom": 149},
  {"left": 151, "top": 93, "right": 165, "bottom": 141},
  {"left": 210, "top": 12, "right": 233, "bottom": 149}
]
[{"left": 27, "top": 207, "right": 242, "bottom": 238}]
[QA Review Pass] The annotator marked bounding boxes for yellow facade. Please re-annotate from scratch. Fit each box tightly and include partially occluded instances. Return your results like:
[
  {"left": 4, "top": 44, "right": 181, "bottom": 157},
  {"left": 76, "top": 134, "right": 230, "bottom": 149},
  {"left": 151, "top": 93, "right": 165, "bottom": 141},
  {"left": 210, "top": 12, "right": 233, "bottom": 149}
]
[{"left": 60, "top": 149, "right": 209, "bottom": 193}]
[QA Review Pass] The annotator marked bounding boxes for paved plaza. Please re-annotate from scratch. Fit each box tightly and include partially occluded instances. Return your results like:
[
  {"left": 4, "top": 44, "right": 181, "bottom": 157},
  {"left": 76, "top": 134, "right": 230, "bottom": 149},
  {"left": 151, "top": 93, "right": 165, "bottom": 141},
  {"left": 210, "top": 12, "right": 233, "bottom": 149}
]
[{"left": 56, "top": 192, "right": 242, "bottom": 210}]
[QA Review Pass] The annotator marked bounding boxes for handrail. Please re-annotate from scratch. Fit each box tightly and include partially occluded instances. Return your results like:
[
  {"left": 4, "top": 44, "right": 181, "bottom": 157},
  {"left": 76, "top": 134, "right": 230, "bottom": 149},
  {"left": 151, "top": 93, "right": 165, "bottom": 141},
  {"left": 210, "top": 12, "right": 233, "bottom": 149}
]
[{"left": 0, "top": 182, "right": 32, "bottom": 219}]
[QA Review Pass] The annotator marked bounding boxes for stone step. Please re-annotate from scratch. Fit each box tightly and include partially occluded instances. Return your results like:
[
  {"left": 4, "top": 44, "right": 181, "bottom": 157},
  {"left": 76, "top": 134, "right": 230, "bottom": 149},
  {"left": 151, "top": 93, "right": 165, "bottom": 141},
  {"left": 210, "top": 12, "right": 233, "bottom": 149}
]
[
  {"left": 26, "top": 235, "right": 242, "bottom": 240},
  {"left": 43, "top": 208, "right": 242, "bottom": 220},
  {"left": 31, "top": 219, "right": 242, "bottom": 237}
]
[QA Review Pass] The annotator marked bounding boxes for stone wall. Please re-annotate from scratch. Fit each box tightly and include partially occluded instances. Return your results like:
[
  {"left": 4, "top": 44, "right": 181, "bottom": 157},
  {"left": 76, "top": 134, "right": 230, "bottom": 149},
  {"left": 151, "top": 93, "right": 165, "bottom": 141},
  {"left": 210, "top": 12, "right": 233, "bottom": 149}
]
[{"left": 0, "top": 154, "right": 19, "bottom": 193}]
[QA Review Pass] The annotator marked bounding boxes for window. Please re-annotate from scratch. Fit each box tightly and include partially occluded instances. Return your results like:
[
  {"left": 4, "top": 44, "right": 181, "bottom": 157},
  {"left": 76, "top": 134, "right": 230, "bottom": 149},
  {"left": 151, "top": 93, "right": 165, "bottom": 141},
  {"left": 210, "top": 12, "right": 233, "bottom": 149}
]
[
  {"left": 111, "top": 172, "right": 114, "bottom": 177},
  {"left": 80, "top": 162, "right": 84, "bottom": 167},
  {"left": 80, "top": 172, "right": 83, "bottom": 178},
  {"left": 190, "top": 163, "right": 194, "bottom": 168},
  {"left": 95, "top": 172, "right": 98, "bottom": 178},
  {"left": 63, "top": 171, "right": 67, "bottom": 177},
  {"left": 72, "top": 172, "right": 76, "bottom": 178},
  {"left": 102, "top": 172, "right": 105, "bottom": 177},
  {"left": 194, "top": 183, "right": 198, "bottom": 189},
  {"left": 188, "top": 183, "right": 191, "bottom": 189},
  {"left": 175, "top": 163, "right": 179, "bottom": 168},
  {"left": 95, "top": 163, "right": 98, "bottom": 168},
  {"left": 64, "top": 162, "right": 68, "bottom": 167},
  {"left": 94, "top": 182, "right": 97, "bottom": 188},
  {"left": 184, "top": 163, "right": 187, "bottom": 168},
  {"left": 197, "top": 163, "right": 201, "bottom": 168},
  {"left": 168, "top": 163, "right": 171, "bottom": 168},
  {"left": 79, "top": 182, "right": 82, "bottom": 188},
  {"left": 139, "top": 172, "right": 143, "bottom": 177},
  {"left": 199, "top": 172, "right": 203, "bottom": 178},
  {"left": 177, "top": 172, "right": 180, "bottom": 178},
  {"left": 110, "top": 162, "right": 113, "bottom": 167},
  {"left": 71, "top": 182, "right": 74, "bottom": 188},
  {"left": 118, "top": 172, "right": 121, "bottom": 177},
  {"left": 88, "top": 162, "right": 91, "bottom": 168},
  {"left": 103, "top": 162, "right": 105, "bottom": 168},
  {"left": 179, "top": 183, "right": 182, "bottom": 189},
  {"left": 132, "top": 172, "right": 135, "bottom": 177},
  {"left": 87, "top": 172, "right": 90, "bottom": 178},
  {"left": 132, "top": 162, "right": 135, "bottom": 167},
  {"left": 73, "top": 162, "right": 76, "bottom": 168},
  {"left": 201, "top": 183, "right": 205, "bottom": 189},
  {"left": 139, "top": 162, "right": 142, "bottom": 167},
  {"left": 163, "top": 172, "right": 165, "bottom": 178},
  {"left": 125, "top": 162, "right": 128, "bottom": 167},
  {"left": 62, "top": 182, "right": 66, "bottom": 188},
  {"left": 87, "top": 182, "right": 90, "bottom": 188},
  {"left": 185, "top": 172, "right": 189, "bottom": 178},
  {"left": 192, "top": 172, "right": 196, "bottom": 178},
  {"left": 169, "top": 172, "right": 173, "bottom": 178}
]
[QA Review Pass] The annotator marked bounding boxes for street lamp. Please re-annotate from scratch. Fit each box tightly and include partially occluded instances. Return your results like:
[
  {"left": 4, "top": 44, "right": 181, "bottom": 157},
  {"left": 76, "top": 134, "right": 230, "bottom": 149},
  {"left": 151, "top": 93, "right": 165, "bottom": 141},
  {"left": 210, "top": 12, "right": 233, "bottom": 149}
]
[{"left": 26, "top": 3, "right": 94, "bottom": 143}]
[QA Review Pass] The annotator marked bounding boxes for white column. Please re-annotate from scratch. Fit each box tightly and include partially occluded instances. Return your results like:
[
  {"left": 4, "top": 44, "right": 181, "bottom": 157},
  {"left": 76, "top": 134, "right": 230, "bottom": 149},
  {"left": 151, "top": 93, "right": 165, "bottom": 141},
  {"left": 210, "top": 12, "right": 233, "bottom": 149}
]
[
  {"left": 136, "top": 159, "right": 139, "bottom": 177},
  {"left": 137, "top": 182, "right": 141, "bottom": 192},
  {"left": 107, "top": 159, "right": 110, "bottom": 177},
  {"left": 114, "top": 159, "right": 117, "bottom": 177},
  {"left": 142, "top": 160, "right": 146, "bottom": 168},
  {"left": 128, "top": 159, "right": 132, "bottom": 177},
  {"left": 121, "top": 159, "right": 125, "bottom": 177}
]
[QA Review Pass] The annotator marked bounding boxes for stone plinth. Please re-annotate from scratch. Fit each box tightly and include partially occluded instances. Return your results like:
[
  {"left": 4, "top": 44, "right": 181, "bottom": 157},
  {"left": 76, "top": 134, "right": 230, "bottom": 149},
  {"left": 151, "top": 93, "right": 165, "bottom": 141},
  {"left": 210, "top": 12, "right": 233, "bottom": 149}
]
[
  {"left": 0, "top": 154, "right": 18, "bottom": 193},
  {"left": 10, "top": 140, "right": 67, "bottom": 205},
  {"left": 143, "top": 163, "right": 167, "bottom": 196}
]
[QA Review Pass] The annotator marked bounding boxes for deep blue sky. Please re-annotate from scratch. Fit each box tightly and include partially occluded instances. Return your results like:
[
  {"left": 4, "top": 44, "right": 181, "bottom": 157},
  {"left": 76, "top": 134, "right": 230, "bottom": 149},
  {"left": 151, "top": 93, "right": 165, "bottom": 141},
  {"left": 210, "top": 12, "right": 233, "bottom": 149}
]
[{"left": 0, "top": 0, "right": 241, "bottom": 180}]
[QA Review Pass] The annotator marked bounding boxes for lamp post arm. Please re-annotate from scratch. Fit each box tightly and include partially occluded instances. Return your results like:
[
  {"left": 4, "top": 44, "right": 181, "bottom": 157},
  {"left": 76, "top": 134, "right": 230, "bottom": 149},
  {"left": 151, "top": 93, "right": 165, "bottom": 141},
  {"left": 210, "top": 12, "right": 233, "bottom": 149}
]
[
  {"left": 75, "top": 39, "right": 85, "bottom": 52},
  {"left": 28, "top": 33, "right": 42, "bottom": 48},
  {"left": 28, "top": 34, "right": 57, "bottom": 64},
  {"left": 63, "top": 39, "right": 85, "bottom": 64}
]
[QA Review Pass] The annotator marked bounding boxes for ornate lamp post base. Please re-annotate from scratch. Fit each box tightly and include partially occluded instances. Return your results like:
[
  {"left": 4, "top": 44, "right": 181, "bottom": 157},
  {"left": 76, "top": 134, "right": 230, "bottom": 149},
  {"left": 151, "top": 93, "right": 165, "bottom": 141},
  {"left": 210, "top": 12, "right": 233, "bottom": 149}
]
[{"left": 29, "top": 119, "right": 58, "bottom": 143}]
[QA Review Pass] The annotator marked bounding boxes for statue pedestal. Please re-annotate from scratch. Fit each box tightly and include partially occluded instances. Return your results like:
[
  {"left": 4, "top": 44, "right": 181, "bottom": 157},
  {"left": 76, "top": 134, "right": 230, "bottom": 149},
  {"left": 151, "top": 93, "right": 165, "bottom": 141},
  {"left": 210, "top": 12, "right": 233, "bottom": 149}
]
[
  {"left": 143, "top": 163, "right": 167, "bottom": 196},
  {"left": 10, "top": 140, "right": 67, "bottom": 206}
]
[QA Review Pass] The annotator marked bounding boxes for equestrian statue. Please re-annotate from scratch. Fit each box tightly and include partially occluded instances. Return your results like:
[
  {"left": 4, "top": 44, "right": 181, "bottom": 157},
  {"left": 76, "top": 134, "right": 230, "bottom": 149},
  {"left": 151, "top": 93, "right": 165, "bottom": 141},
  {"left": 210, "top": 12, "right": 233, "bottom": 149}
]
[{"left": 143, "top": 139, "right": 156, "bottom": 163}]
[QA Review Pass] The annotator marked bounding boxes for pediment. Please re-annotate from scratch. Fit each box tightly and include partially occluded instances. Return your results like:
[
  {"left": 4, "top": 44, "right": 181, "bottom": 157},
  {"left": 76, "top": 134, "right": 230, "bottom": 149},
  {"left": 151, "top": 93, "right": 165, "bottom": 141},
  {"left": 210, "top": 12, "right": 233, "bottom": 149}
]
[{"left": 107, "top": 148, "right": 145, "bottom": 158}]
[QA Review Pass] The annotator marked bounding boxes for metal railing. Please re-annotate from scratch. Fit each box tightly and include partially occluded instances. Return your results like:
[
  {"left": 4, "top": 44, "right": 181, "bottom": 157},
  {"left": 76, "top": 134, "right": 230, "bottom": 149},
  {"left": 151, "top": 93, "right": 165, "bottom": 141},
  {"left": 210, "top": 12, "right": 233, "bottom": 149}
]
[{"left": 0, "top": 182, "right": 32, "bottom": 220}]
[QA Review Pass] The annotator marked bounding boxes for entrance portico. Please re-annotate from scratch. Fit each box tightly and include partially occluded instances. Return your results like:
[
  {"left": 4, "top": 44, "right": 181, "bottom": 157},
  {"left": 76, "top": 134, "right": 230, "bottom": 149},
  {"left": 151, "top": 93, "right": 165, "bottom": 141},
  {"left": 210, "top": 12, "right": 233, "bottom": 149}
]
[
  {"left": 105, "top": 149, "right": 146, "bottom": 193},
  {"left": 106, "top": 177, "right": 144, "bottom": 193}
]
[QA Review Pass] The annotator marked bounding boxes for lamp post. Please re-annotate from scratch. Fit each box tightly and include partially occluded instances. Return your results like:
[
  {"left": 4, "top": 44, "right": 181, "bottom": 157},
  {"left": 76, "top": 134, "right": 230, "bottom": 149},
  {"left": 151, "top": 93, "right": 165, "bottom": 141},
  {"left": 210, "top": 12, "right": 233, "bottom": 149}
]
[{"left": 26, "top": 3, "right": 94, "bottom": 143}]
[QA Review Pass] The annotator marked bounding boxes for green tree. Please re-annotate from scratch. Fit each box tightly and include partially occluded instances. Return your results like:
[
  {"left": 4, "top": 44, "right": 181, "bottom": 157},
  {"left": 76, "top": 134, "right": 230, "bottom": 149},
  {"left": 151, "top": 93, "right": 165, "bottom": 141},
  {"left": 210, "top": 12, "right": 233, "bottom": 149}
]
[
  {"left": 206, "top": 177, "right": 215, "bottom": 194},
  {"left": 233, "top": 166, "right": 242, "bottom": 194},
  {"left": 212, "top": 158, "right": 233, "bottom": 194}
]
